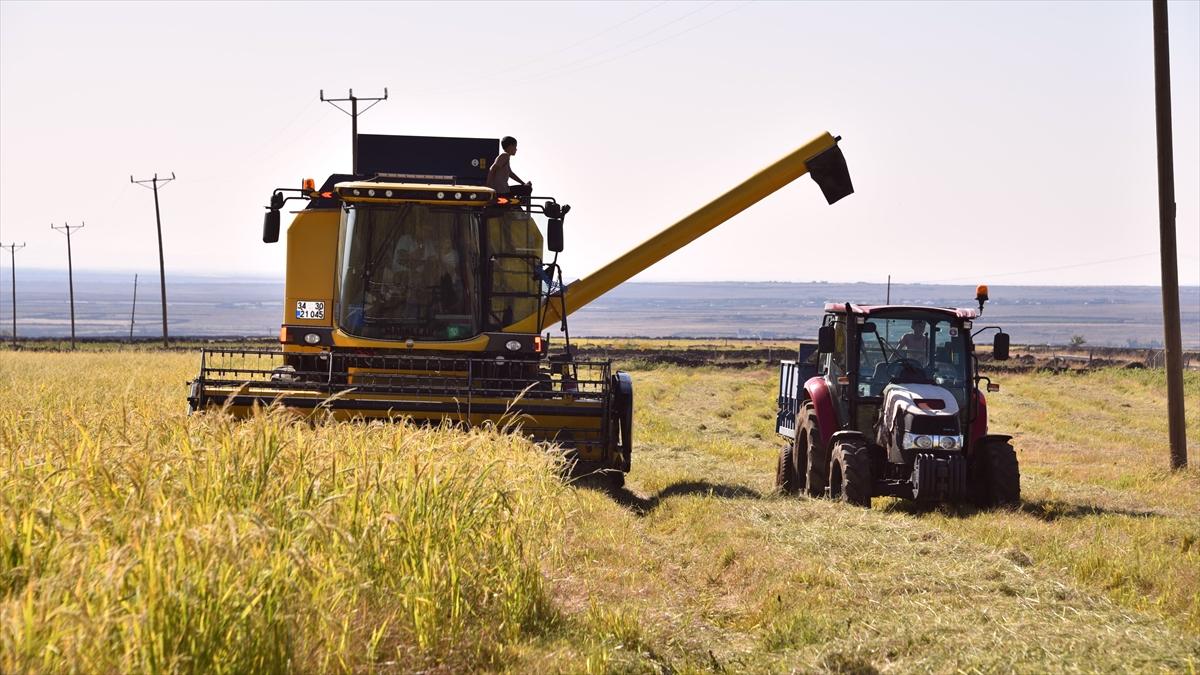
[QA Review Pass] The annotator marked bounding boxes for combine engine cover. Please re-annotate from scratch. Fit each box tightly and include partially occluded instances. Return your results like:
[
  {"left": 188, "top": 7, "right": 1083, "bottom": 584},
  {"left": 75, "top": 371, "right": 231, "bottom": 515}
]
[{"left": 878, "top": 383, "right": 966, "bottom": 501}]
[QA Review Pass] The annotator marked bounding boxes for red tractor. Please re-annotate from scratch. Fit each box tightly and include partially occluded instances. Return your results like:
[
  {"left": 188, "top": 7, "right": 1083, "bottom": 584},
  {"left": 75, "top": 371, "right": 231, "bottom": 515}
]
[{"left": 775, "top": 288, "right": 1019, "bottom": 507}]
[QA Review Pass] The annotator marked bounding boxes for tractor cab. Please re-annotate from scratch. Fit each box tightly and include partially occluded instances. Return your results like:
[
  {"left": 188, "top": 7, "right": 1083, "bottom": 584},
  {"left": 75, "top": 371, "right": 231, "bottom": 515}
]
[{"left": 776, "top": 293, "right": 1020, "bottom": 507}]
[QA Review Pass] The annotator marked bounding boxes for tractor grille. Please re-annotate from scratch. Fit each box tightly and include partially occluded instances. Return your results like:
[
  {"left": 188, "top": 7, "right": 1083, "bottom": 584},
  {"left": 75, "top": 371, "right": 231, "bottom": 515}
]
[{"left": 908, "top": 414, "right": 960, "bottom": 436}]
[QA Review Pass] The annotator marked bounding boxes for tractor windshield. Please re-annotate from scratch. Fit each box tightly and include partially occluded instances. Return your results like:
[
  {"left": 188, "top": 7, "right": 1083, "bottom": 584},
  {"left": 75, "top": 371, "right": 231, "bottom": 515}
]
[
  {"left": 857, "top": 316, "right": 969, "bottom": 406},
  {"left": 337, "top": 204, "right": 481, "bottom": 340}
]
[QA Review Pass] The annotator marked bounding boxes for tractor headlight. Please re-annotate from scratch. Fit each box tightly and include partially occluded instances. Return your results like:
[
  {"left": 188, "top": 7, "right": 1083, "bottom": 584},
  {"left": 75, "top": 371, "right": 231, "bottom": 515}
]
[
  {"left": 939, "top": 435, "right": 960, "bottom": 450},
  {"left": 904, "top": 433, "right": 938, "bottom": 450}
]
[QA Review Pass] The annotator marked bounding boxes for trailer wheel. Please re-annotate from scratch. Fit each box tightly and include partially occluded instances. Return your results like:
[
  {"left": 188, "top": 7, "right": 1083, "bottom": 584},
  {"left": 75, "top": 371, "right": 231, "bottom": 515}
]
[
  {"left": 797, "top": 402, "right": 827, "bottom": 497},
  {"left": 828, "top": 439, "right": 872, "bottom": 507},
  {"left": 776, "top": 445, "right": 799, "bottom": 495},
  {"left": 972, "top": 438, "right": 1020, "bottom": 508}
]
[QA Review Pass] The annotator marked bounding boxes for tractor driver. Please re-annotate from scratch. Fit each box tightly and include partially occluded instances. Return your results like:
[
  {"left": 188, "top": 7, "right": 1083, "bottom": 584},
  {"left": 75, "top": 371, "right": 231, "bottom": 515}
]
[
  {"left": 487, "top": 136, "right": 532, "bottom": 197},
  {"left": 897, "top": 320, "right": 929, "bottom": 360}
]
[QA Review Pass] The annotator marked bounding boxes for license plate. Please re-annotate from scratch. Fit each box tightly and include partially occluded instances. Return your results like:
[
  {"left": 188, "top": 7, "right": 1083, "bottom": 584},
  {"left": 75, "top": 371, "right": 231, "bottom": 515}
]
[{"left": 295, "top": 300, "right": 325, "bottom": 320}]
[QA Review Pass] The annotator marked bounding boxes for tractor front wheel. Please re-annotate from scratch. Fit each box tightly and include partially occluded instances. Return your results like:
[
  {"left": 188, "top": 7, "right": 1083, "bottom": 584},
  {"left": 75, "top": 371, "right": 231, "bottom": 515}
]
[
  {"left": 972, "top": 438, "right": 1020, "bottom": 507},
  {"left": 797, "top": 402, "right": 827, "bottom": 497},
  {"left": 829, "top": 439, "right": 872, "bottom": 507},
  {"left": 776, "top": 445, "right": 799, "bottom": 495}
]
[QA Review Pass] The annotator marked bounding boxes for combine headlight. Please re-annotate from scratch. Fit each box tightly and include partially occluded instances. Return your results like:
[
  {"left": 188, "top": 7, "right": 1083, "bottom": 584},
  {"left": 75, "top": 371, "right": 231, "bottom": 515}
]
[
  {"left": 455, "top": 192, "right": 463, "bottom": 200},
  {"left": 915, "top": 435, "right": 934, "bottom": 449},
  {"left": 940, "top": 436, "right": 960, "bottom": 450},
  {"left": 437, "top": 191, "right": 445, "bottom": 199},
  {"left": 505, "top": 340, "right": 522, "bottom": 352},
  {"left": 303, "top": 333, "right": 320, "bottom": 345},
  {"left": 385, "top": 190, "right": 393, "bottom": 197},
  {"left": 367, "top": 189, "right": 376, "bottom": 197}
]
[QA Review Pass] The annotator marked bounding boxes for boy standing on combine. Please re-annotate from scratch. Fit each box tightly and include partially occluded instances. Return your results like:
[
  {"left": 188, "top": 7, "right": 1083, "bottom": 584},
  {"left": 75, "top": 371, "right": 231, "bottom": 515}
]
[{"left": 488, "top": 136, "right": 532, "bottom": 196}]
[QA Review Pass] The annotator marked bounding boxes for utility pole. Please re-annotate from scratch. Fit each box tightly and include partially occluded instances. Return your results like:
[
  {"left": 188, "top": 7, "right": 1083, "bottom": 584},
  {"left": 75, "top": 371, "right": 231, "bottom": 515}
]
[
  {"left": 0, "top": 242, "right": 25, "bottom": 346},
  {"left": 320, "top": 88, "right": 388, "bottom": 174},
  {"left": 1152, "top": 0, "right": 1187, "bottom": 469},
  {"left": 50, "top": 221, "right": 85, "bottom": 349},
  {"left": 131, "top": 172, "right": 175, "bottom": 348},
  {"left": 129, "top": 273, "right": 138, "bottom": 342}
]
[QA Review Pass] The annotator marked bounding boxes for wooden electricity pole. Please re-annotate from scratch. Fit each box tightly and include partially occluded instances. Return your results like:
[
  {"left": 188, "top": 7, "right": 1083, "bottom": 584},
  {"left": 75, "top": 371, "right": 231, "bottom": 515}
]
[
  {"left": 50, "top": 221, "right": 85, "bottom": 349},
  {"left": 131, "top": 172, "right": 175, "bottom": 348},
  {"left": 129, "top": 273, "right": 138, "bottom": 342},
  {"left": 320, "top": 88, "right": 388, "bottom": 174},
  {"left": 1152, "top": 0, "right": 1187, "bottom": 469},
  {"left": 0, "top": 242, "right": 25, "bottom": 346}
]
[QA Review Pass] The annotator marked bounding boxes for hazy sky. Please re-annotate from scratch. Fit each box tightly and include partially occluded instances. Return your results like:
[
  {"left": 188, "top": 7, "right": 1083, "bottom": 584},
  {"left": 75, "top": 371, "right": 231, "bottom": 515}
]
[{"left": 2, "top": 0, "right": 1198, "bottom": 287}]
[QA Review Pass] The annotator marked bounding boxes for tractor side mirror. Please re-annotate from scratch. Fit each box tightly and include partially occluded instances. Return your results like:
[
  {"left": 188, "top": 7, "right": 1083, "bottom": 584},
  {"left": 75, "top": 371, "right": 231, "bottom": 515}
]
[
  {"left": 818, "top": 325, "right": 836, "bottom": 353},
  {"left": 993, "top": 332, "right": 1010, "bottom": 361},
  {"left": 263, "top": 209, "right": 281, "bottom": 243},
  {"left": 547, "top": 218, "right": 564, "bottom": 253}
]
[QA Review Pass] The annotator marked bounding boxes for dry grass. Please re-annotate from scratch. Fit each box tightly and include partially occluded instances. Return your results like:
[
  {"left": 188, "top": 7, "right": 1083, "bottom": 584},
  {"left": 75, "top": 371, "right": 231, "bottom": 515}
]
[{"left": 1, "top": 349, "right": 1197, "bottom": 672}]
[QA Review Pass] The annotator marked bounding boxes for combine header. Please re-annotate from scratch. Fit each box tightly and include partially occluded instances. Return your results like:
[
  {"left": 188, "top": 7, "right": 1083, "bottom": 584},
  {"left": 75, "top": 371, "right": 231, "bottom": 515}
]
[{"left": 189, "top": 131, "right": 853, "bottom": 483}]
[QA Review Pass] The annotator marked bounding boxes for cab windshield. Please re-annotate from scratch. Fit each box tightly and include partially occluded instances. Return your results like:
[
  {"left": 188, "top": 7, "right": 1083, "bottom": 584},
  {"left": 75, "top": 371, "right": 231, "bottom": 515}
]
[
  {"left": 857, "top": 315, "right": 969, "bottom": 406},
  {"left": 337, "top": 204, "right": 481, "bottom": 340}
]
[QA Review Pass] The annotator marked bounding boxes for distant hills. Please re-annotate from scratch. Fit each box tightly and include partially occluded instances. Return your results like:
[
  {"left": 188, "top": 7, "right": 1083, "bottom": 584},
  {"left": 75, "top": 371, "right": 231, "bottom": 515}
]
[{"left": 2, "top": 269, "right": 1197, "bottom": 347}]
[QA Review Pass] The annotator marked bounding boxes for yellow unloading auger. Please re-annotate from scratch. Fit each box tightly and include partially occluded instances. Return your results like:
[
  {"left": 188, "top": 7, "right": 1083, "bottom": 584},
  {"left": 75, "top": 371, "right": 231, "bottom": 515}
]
[
  {"left": 188, "top": 131, "right": 852, "bottom": 484},
  {"left": 505, "top": 132, "right": 852, "bottom": 335}
]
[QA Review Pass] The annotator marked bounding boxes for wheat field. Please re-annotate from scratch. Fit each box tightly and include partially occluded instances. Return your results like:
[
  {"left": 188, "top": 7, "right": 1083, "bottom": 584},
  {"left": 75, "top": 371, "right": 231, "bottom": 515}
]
[{"left": 1, "top": 349, "right": 1197, "bottom": 673}]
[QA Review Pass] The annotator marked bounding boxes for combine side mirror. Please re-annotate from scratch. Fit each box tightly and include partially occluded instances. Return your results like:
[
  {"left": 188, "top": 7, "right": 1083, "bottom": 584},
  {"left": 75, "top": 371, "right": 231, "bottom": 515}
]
[
  {"left": 993, "top": 332, "right": 1010, "bottom": 361},
  {"left": 263, "top": 209, "right": 281, "bottom": 243},
  {"left": 818, "top": 325, "right": 836, "bottom": 353},
  {"left": 547, "top": 218, "right": 564, "bottom": 253}
]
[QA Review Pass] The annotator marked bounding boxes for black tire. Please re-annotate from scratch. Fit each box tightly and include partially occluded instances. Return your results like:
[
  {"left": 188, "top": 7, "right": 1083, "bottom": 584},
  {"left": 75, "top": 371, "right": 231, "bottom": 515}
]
[
  {"left": 776, "top": 445, "right": 800, "bottom": 495},
  {"left": 971, "top": 438, "right": 1020, "bottom": 507},
  {"left": 797, "top": 402, "right": 828, "bottom": 497},
  {"left": 828, "top": 439, "right": 872, "bottom": 507},
  {"left": 606, "top": 470, "right": 626, "bottom": 490}
]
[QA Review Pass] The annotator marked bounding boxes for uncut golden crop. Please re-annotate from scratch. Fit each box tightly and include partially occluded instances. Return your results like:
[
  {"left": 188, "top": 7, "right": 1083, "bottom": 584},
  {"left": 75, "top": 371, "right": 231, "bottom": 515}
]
[{"left": 0, "top": 352, "right": 567, "bottom": 673}]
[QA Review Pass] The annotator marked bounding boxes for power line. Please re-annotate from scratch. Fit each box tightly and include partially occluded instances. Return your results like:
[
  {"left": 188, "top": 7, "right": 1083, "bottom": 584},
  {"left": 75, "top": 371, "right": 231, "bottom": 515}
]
[
  {"left": 50, "top": 221, "right": 85, "bottom": 349},
  {"left": 428, "top": 1, "right": 669, "bottom": 95},
  {"left": 131, "top": 172, "right": 176, "bottom": 348},
  {"left": 520, "top": 1, "right": 751, "bottom": 85},
  {"left": 923, "top": 252, "right": 1159, "bottom": 285},
  {"left": 0, "top": 242, "right": 26, "bottom": 346},
  {"left": 516, "top": 1, "right": 719, "bottom": 84},
  {"left": 320, "top": 89, "right": 388, "bottom": 174}
]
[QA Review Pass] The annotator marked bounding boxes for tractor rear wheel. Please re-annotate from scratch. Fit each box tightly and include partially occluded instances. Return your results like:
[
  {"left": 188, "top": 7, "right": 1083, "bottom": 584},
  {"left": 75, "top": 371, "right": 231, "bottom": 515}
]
[
  {"left": 776, "top": 445, "right": 799, "bottom": 495},
  {"left": 797, "top": 402, "right": 827, "bottom": 497},
  {"left": 829, "top": 439, "right": 872, "bottom": 507},
  {"left": 972, "top": 438, "right": 1020, "bottom": 507}
]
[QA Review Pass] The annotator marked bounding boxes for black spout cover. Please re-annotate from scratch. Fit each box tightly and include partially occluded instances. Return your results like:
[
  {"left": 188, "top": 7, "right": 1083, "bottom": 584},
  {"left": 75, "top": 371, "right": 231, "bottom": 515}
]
[{"left": 806, "top": 143, "right": 854, "bottom": 205}]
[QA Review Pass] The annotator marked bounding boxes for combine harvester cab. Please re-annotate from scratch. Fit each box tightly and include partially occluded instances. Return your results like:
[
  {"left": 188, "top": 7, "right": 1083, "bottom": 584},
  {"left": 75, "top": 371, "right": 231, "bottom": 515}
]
[
  {"left": 189, "top": 131, "right": 853, "bottom": 484},
  {"left": 775, "top": 289, "right": 1020, "bottom": 507}
]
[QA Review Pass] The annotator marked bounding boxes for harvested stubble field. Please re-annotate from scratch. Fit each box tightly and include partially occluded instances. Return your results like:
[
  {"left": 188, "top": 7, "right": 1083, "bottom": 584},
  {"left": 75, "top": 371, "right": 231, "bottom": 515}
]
[{"left": 1, "top": 348, "right": 1197, "bottom": 673}]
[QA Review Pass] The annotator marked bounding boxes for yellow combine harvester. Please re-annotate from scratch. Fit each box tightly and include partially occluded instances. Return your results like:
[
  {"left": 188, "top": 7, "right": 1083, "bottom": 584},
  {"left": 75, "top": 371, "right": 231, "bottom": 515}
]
[{"left": 188, "top": 131, "right": 853, "bottom": 483}]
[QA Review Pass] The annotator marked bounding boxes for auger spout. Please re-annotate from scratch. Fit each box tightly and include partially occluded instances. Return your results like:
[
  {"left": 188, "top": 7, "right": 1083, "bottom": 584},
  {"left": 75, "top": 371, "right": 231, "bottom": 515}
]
[{"left": 504, "top": 131, "right": 853, "bottom": 334}]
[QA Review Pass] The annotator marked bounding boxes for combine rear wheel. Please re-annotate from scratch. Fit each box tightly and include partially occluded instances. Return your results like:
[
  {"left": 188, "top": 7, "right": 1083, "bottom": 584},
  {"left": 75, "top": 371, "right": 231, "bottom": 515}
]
[
  {"left": 797, "top": 402, "right": 827, "bottom": 497},
  {"left": 776, "top": 445, "right": 799, "bottom": 495},
  {"left": 828, "top": 439, "right": 872, "bottom": 507},
  {"left": 971, "top": 438, "right": 1020, "bottom": 507}
]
